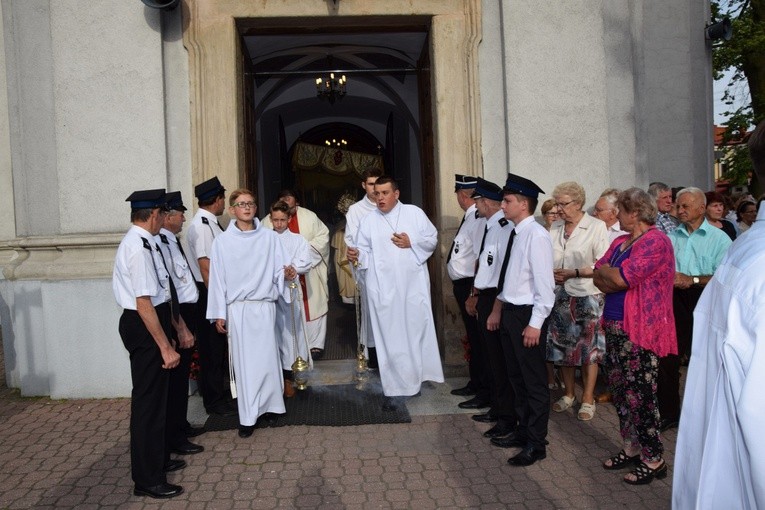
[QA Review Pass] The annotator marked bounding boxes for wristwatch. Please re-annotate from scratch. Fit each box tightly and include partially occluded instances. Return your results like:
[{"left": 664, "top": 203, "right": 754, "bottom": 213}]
[{"left": 692, "top": 276, "right": 700, "bottom": 285}]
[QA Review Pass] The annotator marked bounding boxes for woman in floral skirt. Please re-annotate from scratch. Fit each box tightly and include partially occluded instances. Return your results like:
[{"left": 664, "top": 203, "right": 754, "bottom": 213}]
[{"left": 593, "top": 187, "right": 676, "bottom": 485}]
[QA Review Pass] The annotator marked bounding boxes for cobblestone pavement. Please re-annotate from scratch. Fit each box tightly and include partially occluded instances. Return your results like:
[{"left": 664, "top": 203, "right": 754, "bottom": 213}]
[{"left": 0, "top": 349, "right": 673, "bottom": 509}]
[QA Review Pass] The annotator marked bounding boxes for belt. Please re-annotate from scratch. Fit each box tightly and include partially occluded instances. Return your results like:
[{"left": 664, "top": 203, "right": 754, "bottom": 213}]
[
  {"left": 501, "top": 302, "right": 533, "bottom": 310},
  {"left": 475, "top": 287, "right": 498, "bottom": 296}
]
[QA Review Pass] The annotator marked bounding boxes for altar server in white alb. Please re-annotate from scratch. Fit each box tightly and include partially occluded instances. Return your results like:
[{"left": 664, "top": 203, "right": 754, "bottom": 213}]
[
  {"left": 261, "top": 189, "right": 330, "bottom": 359},
  {"left": 672, "top": 120, "right": 765, "bottom": 510},
  {"left": 344, "top": 167, "right": 384, "bottom": 367},
  {"left": 268, "top": 200, "right": 314, "bottom": 396},
  {"left": 346, "top": 176, "right": 444, "bottom": 397},
  {"left": 206, "top": 189, "right": 297, "bottom": 439}
]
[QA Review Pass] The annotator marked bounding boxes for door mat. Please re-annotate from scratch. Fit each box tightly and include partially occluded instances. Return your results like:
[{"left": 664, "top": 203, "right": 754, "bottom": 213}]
[{"left": 204, "top": 384, "right": 411, "bottom": 430}]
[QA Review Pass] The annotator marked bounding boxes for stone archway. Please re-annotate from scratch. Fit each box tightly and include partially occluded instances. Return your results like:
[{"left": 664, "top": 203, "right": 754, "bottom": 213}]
[{"left": 182, "top": 0, "right": 482, "bottom": 365}]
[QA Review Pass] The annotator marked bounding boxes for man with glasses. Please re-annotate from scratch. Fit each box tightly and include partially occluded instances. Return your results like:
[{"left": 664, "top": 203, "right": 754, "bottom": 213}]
[
  {"left": 186, "top": 177, "right": 237, "bottom": 417},
  {"left": 113, "top": 189, "right": 190, "bottom": 499}
]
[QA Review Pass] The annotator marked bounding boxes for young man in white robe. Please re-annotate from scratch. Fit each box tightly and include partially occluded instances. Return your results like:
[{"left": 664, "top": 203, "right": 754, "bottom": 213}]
[
  {"left": 347, "top": 176, "right": 444, "bottom": 399},
  {"left": 268, "top": 200, "right": 314, "bottom": 396},
  {"left": 344, "top": 168, "right": 384, "bottom": 368},
  {"left": 206, "top": 189, "right": 297, "bottom": 439},
  {"left": 261, "top": 190, "right": 330, "bottom": 358},
  {"left": 672, "top": 120, "right": 765, "bottom": 510}
]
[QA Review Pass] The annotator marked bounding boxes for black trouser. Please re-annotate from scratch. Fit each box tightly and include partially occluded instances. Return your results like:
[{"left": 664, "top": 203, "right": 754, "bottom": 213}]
[
  {"left": 166, "top": 302, "right": 197, "bottom": 449},
  {"left": 477, "top": 289, "right": 517, "bottom": 423},
  {"left": 500, "top": 303, "right": 550, "bottom": 451},
  {"left": 195, "top": 282, "right": 229, "bottom": 412},
  {"left": 453, "top": 277, "right": 490, "bottom": 401},
  {"left": 657, "top": 287, "right": 703, "bottom": 422},
  {"left": 119, "top": 303, "right": 171, "bottom": 487}
]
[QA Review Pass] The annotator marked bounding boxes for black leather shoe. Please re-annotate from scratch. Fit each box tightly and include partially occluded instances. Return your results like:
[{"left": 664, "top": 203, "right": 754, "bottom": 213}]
[
  {"left": 170, "top": 440, "right": 204, "bottom": 455},
  {"left": 164, "top": 459, "right": 187, "bottom": 472},
  {"left": 450, "top": 384, "right": 476, "bottom": 397},
  {"left": 658, "top": 418, "right": 679, "bottom": 432},
  {"left": 210, "top": 402, "right": 238, "bottom": 417},
  {"left": 483, "top": 423, "right": 515, "bottom": 439},
  {"left": 471, "top": 412, "right": 498, "bottom": 423},
  {"left": 238, "top": 425, "right": 255, "bottom": 438},
  {"left": 508, "top": 446, "right": 546, "bottom": 466},
  {"left": 458, "top": 397, "right": 490, "bottom": 409},
  {"left": 133, "top": 483, "right": 184, "bottom": 499},
  {"left": 185, "top": 425, "right": 206, "bottom": 438},
  {"left": 490, "top": 433, "right": 526, "bottom": 449},
  {"left": 367, "top": 347, "right": 379, "bottom": 369}
]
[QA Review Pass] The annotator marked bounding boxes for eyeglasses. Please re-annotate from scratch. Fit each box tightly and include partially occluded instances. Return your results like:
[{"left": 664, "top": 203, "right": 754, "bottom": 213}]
[
  {"left": 232, "top": 201, "right": 255, "bottom": 209},
  {"left": 555, "top": 200, "right": 574, "bottom": 209}
]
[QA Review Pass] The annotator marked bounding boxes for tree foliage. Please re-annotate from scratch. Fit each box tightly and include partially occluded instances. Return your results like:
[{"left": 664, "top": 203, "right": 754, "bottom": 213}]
[{"left": 712, "top": 0, "right": 765, "bottom": 188}]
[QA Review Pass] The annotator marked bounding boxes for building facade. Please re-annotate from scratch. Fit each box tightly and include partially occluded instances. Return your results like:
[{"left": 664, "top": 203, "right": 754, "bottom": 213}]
[{"left": 0, "top": 0, "right": 713, "bottom": 397}]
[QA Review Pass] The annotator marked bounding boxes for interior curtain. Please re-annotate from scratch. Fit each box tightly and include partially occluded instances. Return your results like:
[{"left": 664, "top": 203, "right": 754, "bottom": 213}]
[{"left": 292, "top": 141, "right": 384, "bottom": 177}]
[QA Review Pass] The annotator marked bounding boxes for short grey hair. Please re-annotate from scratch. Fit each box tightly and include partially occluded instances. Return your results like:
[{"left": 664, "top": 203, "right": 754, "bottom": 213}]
[
  {"left": 647, "top": 182, "right": 671, "bottom": 199},
  {"left": 675, "top": 187, "right": 707, "bottom": 207},
  {"left": 552, "top": 181, "right": 586, "bottom": 208},
  {"left": 599, "top": 188, "right": 620, "bottom": 212},
  {"left": 618, "top": 187, "right": 657, "bottom": 225}
]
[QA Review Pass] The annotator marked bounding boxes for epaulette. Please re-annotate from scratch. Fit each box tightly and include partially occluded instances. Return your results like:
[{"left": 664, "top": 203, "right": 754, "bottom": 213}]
[
  {"left": 201, "top": 217, "right": 209, "bottom": 225},
  {"left": 159, "top": 234, "right": 170, "bottom": 244},
  {"left": 141, "top": 237, "right": 152, "bottom": 251},
  {"left": 499, "top": 218, "right": 508, "bottom": 227}
]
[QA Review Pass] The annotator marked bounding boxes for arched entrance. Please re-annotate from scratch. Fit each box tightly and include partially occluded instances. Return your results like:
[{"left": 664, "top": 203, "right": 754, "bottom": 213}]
[
  {"left": 240, "top": 24, "right": 433, "bottom": 360},
  {"left": 183, "top": 1, "right": 483, "bottom": 366}
]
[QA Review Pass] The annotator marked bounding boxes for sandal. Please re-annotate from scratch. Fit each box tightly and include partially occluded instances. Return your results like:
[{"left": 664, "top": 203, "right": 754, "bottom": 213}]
[
  {"left": 603, "top": 450, "right": 640, "bottom": 470},
  {"left": 578, "top": 402, "right": 596, "bottom": 421},
  {"left": 310, "top": 348, "right": 324, "bottom": 360},
  {"left": 552, "top": 395, "right": 576, "bottom": 412},
  {"left": 623, "top": 460, "right": 668, "bottom": 485}
]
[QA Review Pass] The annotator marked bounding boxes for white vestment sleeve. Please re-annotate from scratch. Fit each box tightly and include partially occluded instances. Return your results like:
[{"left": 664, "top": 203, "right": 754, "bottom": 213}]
[
  {"left": 206, "top": 240, "right": 227, "bottom": 320},
  {"left": 408, "top": 208, "right": 438, "bottom": 265}
]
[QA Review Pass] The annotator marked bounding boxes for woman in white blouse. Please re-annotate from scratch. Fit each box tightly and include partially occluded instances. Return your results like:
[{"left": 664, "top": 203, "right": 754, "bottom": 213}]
[{"left": 547, "top": 182, "right": 610, "bottom": 420}]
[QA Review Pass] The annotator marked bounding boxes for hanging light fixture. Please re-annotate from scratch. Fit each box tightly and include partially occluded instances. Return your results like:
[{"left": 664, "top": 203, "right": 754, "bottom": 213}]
[{"left": 315, "top": 73, "right": 347, "bottom": 104}]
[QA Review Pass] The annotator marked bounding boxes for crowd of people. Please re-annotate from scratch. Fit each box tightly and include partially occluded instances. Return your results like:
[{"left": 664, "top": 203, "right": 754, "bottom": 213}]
[{"left": 113, "top": 120, "right": 764, "bottom": 503}]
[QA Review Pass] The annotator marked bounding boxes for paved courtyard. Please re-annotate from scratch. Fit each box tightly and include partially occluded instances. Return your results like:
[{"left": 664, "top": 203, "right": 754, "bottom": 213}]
[{"left": 0, "top": 349, "right": 674, "bottom": 509}]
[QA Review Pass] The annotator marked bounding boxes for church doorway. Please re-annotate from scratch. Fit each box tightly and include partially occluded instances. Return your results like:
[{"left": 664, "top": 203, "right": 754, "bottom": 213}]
[{"left": 238, "top": 21, "right": 434, "bottom": 362}]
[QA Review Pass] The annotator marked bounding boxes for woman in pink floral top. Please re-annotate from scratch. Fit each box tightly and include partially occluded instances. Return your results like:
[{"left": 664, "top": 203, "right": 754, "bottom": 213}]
[{"left": 593, "top": 188, "right": 676, "bottom": 486}]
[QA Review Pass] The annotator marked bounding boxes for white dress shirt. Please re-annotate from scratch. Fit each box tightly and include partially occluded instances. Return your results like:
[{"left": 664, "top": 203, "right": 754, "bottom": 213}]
[
  {"left": 186, "top": 208, "right": 224, "bottom": 283},
  {"left": 447, "top": 203, "right": 486, "bottom": 280},
  {"left": 156, "top": 227, "right": 199, "bottom": 304},
  {"left": 113, "top": 225, "right": 171, "bottom": 309},
  {"left": 497, "top": 215, "right": 555, "bottom": 329},
  {"left": 473, "top": 210, "right": 513, "bottom": 290}
]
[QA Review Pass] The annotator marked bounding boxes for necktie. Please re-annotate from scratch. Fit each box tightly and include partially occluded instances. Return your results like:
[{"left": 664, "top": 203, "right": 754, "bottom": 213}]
[
  {"left": 496, "top": 229, "right": 516, "bottom": 293},
  {"left": 447, "top": 213, "right": 467, "bottom": 264},
  {"left": 474, "top": 225, "right": 489, "bottom": 274},
  {"left": 176, "top": 238, "right": 190, "bottom": 266},
  {"left": 156, "top": 245, "right": 180, "bottom": 322}
]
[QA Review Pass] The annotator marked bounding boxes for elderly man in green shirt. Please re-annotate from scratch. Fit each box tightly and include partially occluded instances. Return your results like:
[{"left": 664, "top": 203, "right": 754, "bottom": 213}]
[{"left": 657, "top": 187, "right": 732, "bottom": 432}]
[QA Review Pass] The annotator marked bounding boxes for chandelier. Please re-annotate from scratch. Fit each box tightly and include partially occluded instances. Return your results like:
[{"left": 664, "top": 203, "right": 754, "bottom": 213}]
[{"left": 315, "top": 73, "right": 347, "bottom": 104}]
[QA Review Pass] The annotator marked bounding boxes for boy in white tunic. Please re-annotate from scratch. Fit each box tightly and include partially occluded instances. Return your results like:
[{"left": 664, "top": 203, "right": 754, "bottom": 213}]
[
  {"left": 268, "top": 200, "right": 314, "bottom": 395},
  {"left": 347, "top": 176, "right": 444, "bottom": 399},
  {"left": 206, "top": 189, "right": 298, "bottom": 438}
]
